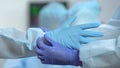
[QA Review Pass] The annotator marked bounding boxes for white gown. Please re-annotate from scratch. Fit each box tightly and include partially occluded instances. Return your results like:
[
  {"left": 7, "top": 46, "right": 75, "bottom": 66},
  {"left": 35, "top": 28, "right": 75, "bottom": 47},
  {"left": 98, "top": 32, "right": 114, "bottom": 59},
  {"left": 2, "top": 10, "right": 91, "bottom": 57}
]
[
  {"left": 80, "top": 6, "right": 120, "bottom": 68},
  {"left": 0, "top": 28, "right": 44, "bottom": 58}
]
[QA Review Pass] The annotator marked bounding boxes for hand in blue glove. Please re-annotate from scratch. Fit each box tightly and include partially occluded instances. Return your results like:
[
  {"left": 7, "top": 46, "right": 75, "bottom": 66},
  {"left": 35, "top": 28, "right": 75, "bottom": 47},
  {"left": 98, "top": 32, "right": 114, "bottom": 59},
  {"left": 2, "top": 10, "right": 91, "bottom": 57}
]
[
  {"left": 35, "top": 35, "right": 82, "bottom": 66},
  {"left": 46, "top": 16, "right": 103, "bottom": 49}
]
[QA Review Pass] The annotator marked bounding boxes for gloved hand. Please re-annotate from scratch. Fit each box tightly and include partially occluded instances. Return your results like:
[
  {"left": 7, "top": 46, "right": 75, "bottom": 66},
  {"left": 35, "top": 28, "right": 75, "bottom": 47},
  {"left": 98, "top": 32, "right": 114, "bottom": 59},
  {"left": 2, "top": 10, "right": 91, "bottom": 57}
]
[
  {"left": 35, "top": 35, "right": 82, "bottom": 66},
  {"left": 46, "top": 16, "right": 103, "bottom": 49}
]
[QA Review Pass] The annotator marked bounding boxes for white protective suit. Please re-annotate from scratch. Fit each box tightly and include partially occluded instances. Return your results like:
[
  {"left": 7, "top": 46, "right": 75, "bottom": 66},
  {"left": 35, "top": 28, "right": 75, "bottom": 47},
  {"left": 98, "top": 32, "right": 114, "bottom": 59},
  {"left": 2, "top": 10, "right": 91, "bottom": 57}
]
[
  {"left": 80, "top": 7, "right": 120, "bottom": 68},
  {"left": 0, "top": 1, "right": 101, "bottom": 59},
  {"left": 0, "top": 27, "right": 44, "bottom": 58}
]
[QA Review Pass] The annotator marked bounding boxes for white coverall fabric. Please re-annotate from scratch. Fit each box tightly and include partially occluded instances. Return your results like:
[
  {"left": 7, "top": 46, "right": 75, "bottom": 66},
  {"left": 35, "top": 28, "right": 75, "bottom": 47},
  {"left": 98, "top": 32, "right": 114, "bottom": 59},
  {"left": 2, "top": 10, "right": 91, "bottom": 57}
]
[
  {"left": 3, "top": 57, "right": 80, "bottom": 68},
  {"left": 0, "top": 28, "right": 44, "bottom": 58},
  {"left": 80, "top": 7, "right": 120, "bottom": 68}
]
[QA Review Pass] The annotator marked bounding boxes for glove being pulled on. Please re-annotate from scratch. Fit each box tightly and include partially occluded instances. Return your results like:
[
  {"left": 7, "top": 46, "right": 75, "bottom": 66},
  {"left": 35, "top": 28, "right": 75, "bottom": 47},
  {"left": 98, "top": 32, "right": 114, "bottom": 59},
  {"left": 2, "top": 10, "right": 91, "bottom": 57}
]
[{"left": 45, "top": 16, "right": 103, "bottom": 49}]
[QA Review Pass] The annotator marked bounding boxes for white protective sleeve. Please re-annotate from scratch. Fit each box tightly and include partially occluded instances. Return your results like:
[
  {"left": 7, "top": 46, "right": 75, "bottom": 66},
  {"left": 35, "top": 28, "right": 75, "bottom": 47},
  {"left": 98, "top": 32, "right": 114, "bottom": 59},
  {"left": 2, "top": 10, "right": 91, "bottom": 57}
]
[
  {"left": 79, "top": 24, "right": 120, "bottom": 68},
  {"left": 0, "top": 28, "right": 45, "bottom": 59}
]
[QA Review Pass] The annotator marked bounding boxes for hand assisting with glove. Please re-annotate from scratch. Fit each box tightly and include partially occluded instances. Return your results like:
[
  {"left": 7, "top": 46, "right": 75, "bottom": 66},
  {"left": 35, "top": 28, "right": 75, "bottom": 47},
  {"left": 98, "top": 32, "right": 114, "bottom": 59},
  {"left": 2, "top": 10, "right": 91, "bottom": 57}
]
[{"left": 35, "top": 35, "right": 82, "bottom": 66}]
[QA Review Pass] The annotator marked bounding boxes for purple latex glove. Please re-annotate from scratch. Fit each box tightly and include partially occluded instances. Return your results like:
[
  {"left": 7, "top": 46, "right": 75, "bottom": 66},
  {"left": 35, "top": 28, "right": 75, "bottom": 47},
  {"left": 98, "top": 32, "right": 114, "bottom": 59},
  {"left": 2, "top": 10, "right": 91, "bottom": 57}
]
[{"left": 35, "top": 35, "right": 82, "bottom": 66}]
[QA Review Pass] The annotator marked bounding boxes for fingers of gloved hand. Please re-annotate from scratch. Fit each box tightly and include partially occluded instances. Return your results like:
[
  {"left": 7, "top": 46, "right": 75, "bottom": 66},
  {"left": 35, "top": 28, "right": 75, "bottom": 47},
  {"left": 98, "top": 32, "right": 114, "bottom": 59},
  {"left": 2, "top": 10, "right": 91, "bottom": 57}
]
[
  {"left": 38, "top": 55, "right": 45, "bottom": 61},
  {"left": 80, "top": 31, "right": 104, "bottom": 37},
  {"left": 37, "top": 37, "right": 49, "bottom": 50},
  {"left": 44, "top": 34, "right": 58, "bottom": 46},
  {"left": 62, "top": 16, "right": 76, "bottom": 27},
  {"left": 35, "top": 46, "right": 43, "bottom": 56},
  {"left": 79, "top": 36, "right": 95, "bottom": 44},
  {"left": 40, "top": 27, "right": 48, "bottom": 32},
  {"left": 40, "top": 59, "right": 48, "bottom": 64},
  {"left": 69, "top": 22, "right": 100, "bottom": 33},
  {"left": 79, "top": 22, "right": 101, "bottom": 30}
]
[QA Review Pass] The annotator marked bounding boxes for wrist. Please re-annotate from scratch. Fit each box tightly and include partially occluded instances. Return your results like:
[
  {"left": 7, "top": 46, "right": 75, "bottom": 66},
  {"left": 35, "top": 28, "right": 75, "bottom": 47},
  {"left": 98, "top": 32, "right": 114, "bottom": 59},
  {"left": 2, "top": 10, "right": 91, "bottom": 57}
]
[{"left": 70, "top": 49, "right": 82, "bottom": 66}]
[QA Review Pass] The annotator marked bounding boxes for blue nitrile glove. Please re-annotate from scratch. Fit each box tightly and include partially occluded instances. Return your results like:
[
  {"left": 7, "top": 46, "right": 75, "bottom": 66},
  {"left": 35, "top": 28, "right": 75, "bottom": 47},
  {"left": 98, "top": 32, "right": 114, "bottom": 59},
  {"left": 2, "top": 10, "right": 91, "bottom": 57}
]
[
  {"left": 45, "top": 17, "right": 103, "bottom": 49},
  {"left": 35, "top": 35, "right": 82, "bottom": 66}
]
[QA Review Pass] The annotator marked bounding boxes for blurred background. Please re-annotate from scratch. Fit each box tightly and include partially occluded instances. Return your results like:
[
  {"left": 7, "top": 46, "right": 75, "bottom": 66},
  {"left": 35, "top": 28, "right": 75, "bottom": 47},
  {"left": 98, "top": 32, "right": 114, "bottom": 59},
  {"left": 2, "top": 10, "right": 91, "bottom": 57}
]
[{"left": 0, "top": 0, "right": 120, "bottom": 68}]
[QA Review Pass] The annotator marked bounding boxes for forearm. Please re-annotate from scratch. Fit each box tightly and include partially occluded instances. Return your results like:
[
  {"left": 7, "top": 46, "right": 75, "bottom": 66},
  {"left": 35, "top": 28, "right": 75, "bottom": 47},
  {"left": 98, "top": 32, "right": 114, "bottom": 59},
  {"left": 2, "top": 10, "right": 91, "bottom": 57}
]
[{"left": 0, "top": 28, "right": 45, "bottom": 58}]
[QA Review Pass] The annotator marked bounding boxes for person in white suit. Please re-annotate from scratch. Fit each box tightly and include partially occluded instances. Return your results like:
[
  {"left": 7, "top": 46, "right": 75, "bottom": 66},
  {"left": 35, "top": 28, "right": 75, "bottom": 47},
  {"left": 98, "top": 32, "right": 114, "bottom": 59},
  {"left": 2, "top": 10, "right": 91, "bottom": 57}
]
[
  {"left": 35, "top": 6, "right": 120, "bottom": 68},
  {"left": 3, "top": 2, "right": 80, "bottom": 68}
]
